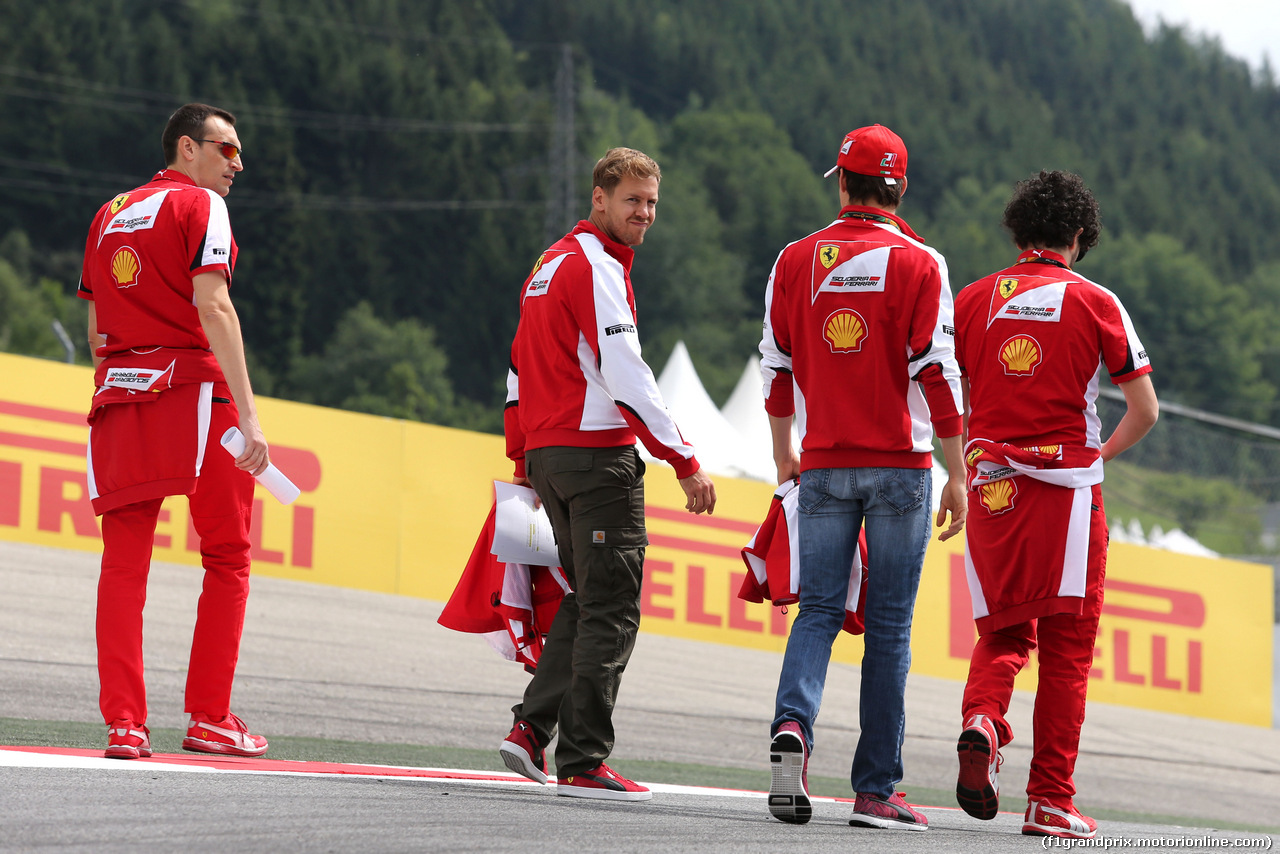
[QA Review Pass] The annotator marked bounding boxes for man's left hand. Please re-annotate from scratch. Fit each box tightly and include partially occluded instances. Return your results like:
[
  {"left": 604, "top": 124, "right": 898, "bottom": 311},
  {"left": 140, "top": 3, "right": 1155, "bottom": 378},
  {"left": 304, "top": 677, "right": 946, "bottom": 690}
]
[
  {"left": 679, "top": 470, "right": 717, "bottom": 515},
  {"left": 935, "top": 477, "right": 967, "bottom": 541}
]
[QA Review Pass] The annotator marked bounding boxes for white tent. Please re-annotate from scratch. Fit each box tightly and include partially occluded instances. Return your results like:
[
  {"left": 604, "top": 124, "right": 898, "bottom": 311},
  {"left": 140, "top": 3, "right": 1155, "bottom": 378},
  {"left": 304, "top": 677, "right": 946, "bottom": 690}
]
[
  {"left": 720, "top": 356, "right": 798, "bottom": 483},
  {"left": 1146, "top": 525, "right": 1219, "bottom": 557},
  {"left": 648, "top": 341, "right": 764, "bottom": 481}
]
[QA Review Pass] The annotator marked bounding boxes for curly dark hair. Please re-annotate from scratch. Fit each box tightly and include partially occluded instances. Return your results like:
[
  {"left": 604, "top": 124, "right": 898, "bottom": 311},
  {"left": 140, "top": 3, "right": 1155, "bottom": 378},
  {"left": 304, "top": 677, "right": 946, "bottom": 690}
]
[{"left": 1002, "top": 170, "right": 1101, "bottom": 259}]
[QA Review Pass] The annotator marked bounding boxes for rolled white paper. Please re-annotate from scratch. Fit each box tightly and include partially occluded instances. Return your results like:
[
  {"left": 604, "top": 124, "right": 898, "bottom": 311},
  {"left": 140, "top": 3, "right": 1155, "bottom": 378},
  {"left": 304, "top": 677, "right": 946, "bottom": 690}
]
[{"left": 220, "top": 427, "right": 302, "bottom": 505}]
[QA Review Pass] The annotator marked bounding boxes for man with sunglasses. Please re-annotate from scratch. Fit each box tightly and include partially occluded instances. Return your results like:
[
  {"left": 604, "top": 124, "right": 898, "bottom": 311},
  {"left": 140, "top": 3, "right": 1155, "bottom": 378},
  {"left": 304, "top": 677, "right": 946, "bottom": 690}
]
[{"left": 78, "top": 102, "right": 271, "bottom": 760}]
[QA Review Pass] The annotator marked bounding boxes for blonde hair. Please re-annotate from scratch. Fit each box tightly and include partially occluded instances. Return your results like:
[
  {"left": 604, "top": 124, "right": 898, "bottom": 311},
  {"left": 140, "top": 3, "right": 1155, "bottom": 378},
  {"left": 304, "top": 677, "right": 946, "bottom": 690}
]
[{"left": 592, "top": 147, "right": 661, "bottom": 193}]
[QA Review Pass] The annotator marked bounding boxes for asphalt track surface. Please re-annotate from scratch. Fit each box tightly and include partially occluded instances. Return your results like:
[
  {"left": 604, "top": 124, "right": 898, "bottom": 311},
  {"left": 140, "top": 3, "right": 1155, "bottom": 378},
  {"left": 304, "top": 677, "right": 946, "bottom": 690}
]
[{"left": 1, "top": 540, "right": 1277, "bottom": 853}]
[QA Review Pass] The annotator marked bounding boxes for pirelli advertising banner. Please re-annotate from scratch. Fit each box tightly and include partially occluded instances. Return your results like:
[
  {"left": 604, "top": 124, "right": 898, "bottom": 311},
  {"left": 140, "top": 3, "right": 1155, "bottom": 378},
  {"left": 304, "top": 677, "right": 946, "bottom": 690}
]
[{"left": 0, "top": 352, "right": 1272, "bottom": 726}]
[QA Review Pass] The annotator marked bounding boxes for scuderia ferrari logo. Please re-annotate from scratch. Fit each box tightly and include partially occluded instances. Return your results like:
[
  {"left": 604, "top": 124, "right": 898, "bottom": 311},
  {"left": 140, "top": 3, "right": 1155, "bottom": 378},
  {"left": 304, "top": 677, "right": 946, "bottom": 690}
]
[
  {"left": 819, "top": 245, "right": 840, "bottom": 269},
  {"left": 109, "top": 194, "right": 131, "bottom": 215},
  {"left": 998, "top": 278, "right": 1018, "bottom": 298}
]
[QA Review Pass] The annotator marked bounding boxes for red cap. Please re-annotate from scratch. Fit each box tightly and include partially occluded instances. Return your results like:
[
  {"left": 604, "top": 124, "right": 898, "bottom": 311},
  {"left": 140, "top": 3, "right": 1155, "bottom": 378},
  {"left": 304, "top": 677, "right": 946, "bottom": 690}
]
[{"left": 823, "top": 124, "right": 908, "bottom": 185}]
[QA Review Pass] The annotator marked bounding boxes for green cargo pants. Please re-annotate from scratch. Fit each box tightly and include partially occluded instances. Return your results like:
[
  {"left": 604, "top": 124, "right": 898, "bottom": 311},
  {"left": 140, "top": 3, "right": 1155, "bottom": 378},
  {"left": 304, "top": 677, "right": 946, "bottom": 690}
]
[{"left": 513, "top": 444, "right": 648, "bottom": 777}]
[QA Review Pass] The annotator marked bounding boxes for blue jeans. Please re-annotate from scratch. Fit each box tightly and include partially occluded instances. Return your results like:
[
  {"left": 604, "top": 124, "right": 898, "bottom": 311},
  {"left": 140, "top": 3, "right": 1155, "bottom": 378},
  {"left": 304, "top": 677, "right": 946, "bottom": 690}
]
[{"left": 772, "top": 466, "right": 932, "bottom": 798}]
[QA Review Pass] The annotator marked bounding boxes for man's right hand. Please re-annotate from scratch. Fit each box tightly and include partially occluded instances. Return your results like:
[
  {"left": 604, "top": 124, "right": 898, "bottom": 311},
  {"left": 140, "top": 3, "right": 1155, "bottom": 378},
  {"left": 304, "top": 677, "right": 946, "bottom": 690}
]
[
  {"left": 514, "top": 475, "right": 542, "bottom": 510},
  {"left": 678, "top": 469, "right": 716, "bottom": 515}
]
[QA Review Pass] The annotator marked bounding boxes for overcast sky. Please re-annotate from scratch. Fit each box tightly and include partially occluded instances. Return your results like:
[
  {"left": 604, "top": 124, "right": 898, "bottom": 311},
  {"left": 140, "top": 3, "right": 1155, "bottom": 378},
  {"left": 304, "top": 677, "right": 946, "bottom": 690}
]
[{"left": 1125, "top": 0, "right": 1279, "bottom": 72}]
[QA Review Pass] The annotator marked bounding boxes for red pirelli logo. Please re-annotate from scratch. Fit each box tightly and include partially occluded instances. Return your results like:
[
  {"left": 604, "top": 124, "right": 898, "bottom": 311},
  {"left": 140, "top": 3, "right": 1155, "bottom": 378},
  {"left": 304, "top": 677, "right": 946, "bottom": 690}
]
[
  {"left": 637, "top": 506, "right": 791, "bottom": 637},
  {"left": 948, "top": 554, "right": 1204, "bottom": 693},
  {"left": 0, "top": 399, "right": 321, "bottom": 569}
]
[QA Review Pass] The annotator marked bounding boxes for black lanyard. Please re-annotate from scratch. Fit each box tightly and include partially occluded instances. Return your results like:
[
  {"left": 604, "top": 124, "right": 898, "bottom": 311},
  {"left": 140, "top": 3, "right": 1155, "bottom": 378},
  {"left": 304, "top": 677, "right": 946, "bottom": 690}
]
[
  {"left": 1016, "top": 255, "right": 1070, "bottom": 270},
  {"left": 840, "top": 210, "right": 900, "bottom": 231}
]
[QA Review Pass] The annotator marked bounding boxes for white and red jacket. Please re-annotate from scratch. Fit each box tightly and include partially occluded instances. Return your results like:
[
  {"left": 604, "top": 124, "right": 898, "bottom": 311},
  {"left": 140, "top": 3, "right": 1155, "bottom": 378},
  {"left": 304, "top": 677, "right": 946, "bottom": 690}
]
[
  {"left": 738, "top": 479, "right": 868, "bottom": 634},
  {"left": 955, "top": 250, "right": 1153, "bottom": 630},
  {"left": 759, "top": 206, "right": 963, "bottom": 471},
  {"left": 504, "top": 220, "right": 699, "bottom": 479},
  {"left": 438, "top": 500, "right": 570, "bottom": 669},
  {"left": 962, "top": 440, "right": 1103, "bottom": 632}
]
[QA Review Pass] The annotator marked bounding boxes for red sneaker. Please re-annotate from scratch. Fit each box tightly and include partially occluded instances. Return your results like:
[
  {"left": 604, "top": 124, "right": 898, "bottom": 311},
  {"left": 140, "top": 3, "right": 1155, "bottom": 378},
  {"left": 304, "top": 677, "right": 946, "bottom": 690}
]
[
  {"left": 105, "top": 720, "right": 151, "bottom": 760},
  {"left": 768, "top": 721, "right": 811, "bottom": 824},
  {"left": 956, "top": 713, "right": 1001, "bottom": 820},
  {"left": 556, "top": 763, "right": 651, "bottom": 801},
  {"left": 1023, "top": 798, "right": 1098, "bottom": 839},
  {"left": 500, "top": 719, "right": 547, "bottom": 784},
  {"left": 849, "top": 791, "right": 929, "bottom": 831},
  {"left": 182, "top": 712, "right": 269, "bottom": 757}
]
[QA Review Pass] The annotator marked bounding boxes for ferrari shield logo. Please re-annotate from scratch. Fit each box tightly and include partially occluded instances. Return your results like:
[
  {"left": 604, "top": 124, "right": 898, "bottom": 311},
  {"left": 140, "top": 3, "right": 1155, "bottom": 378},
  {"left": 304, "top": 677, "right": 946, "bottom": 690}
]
[
  {"left": 109, "top": 194, "right": 130, "bottom": 215},
  {"left": 530, "top": 252, "right": 547, "bottom": 276},
  {"left": 998, "top": 277, "right": 1018, "bottom": 299},
  {"left": 819, "top": 245, "right": 840, "bottom": 269}
]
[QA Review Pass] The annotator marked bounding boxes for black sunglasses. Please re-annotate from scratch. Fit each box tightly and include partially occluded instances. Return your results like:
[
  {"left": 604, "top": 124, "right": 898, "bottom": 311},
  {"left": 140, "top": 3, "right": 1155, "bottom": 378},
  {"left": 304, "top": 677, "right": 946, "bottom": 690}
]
[{"left": 192, "top": 138, "right": 242, "bottom": 160}]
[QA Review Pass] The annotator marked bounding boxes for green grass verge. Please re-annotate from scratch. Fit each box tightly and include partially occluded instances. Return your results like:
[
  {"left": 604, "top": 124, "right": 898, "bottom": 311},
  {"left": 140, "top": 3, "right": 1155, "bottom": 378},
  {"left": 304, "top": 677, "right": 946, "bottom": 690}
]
[{"left": 4, "top": 717, "right": 1276, "bottom": 834}]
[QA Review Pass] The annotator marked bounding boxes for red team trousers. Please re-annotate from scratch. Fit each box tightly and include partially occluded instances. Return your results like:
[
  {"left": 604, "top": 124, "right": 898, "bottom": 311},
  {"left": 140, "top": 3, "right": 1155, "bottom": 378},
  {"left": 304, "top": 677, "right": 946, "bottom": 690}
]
[
  {"left": 96, "top": 391, "right": 254, "bottom": 725},
  {"left": 960, "top": 484, "right": 1108, "bottom": 801}
]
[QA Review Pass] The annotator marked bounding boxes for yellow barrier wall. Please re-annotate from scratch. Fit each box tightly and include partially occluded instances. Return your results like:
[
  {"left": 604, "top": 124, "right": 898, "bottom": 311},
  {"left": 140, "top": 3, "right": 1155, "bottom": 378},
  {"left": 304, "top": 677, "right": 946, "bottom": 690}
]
[{"left": 0, "top": 352, "right": 1272, "bottom": 726}]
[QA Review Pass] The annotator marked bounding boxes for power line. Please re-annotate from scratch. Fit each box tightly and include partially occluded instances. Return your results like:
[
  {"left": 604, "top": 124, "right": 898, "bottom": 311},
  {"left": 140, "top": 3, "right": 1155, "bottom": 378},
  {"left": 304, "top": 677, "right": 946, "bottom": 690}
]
[
  {"left": 152, "top": 0, "right": 563, "bottom": 51},
  {"left": 0, "top": 173, "right": 525, "bottom": 212},
  {"left": 1098, "top": 386, "right": 1280, "bottom": 442},
  {"left": 0, "top": 71, "right": 545, "bottom": 133},
  {"left": 0, "top": 155, "right": 140, "bottom": 185}
]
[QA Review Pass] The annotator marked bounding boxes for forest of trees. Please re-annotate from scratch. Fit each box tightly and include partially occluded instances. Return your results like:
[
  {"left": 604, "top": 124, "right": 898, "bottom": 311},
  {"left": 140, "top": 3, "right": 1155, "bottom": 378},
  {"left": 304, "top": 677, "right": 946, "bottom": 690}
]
[{"left": 4, "top": 0, "right": 1280, "bottom": 433}]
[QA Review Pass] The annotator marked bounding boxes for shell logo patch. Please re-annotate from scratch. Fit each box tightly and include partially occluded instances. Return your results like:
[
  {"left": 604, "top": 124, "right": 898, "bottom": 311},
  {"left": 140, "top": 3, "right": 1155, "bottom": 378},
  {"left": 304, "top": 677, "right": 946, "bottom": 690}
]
[
  {"left": 999, "top": 334, "right": 1041, "bottom": 376},
  {"left": 109, "top": 193, "right": 131, "bottom": 215},
  {"left": 111, "top": 246, "right": 142, "bottom": 288},
  {"left": 979, "top": 479, "right": 1017, "bottom": 514},
  {"left": 818, "top": 244, "right": 840, "bottom": 269},
  {"left": 823, "top": 308, "right": 867, "bottom": 353},
  {"left": 998, "top": 277, "right": 1018, "bottom": 298}
]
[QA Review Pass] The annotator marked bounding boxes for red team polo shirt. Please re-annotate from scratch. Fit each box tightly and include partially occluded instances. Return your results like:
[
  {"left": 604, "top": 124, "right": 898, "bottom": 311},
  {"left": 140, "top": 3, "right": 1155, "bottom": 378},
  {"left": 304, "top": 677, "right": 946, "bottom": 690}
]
[
  {"left": 78, "top": 169, "right": 240, "bottom": 513},
  {"left": 78, "top": 169, "right": 238, "bottom": 358},
  {"left": 955, "top": 249, "right": 1152, "bottom": 451}
]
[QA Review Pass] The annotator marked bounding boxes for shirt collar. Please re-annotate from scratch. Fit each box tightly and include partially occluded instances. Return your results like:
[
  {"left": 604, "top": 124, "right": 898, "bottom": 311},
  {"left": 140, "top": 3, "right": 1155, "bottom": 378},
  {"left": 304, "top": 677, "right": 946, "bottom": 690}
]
[
  {"left": 838, "top": 205, "right": 923, "bottom": 243},
  {"left": 1015, "top": 248, "right": 1071, "bottom": 269},
  {"left": 153, "top": 169, "right": 198, "bottom": 187},
  {"left": 573, "top": 219, "right": 635, "bottom": 271}
]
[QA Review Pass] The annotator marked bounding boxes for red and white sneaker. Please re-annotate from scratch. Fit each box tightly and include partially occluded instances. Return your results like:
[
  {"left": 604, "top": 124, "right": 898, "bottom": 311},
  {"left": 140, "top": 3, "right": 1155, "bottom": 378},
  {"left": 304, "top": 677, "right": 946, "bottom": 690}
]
[
  {"left": 500, "top": 719, "right": 547, "bottom": 784},
  {"left": 105, "top": 720, "right": 152, "bottom": 760},
  {"left": 768, "top": 721, "right": 811, "bottom": 824},
  {"left": 1022, "top": 798, "right": 1098, "bottom": 839},
  {"left": 956, "top": 713, "right": 1001, "bottom": 820},
  {"left": 182, "top": 712, "right": 269, "bottom": 757},
  {"left": 556, "top": 763, "right": 651, "bottom": 801},
  {"left": 849, "top": 791, "right": 929, "bottom": 831}
]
